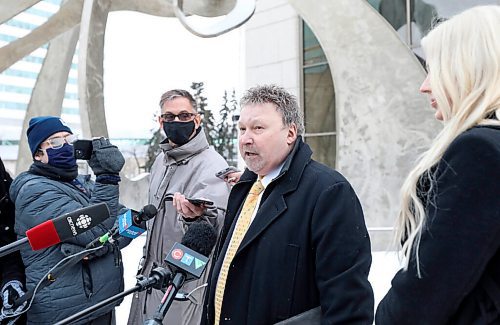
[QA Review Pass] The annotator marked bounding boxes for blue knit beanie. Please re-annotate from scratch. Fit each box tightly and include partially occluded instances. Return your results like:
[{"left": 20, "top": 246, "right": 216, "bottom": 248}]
[{"left": 27, "top": 116, "right": 72, "bottom": 157}]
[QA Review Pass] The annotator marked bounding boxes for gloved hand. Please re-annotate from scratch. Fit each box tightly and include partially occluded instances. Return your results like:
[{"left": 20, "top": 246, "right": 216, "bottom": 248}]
[
  {"left": 1, "top": 280, "right": 26, "bottom": 316},
  {"left": 88, "top": 137, "right": 125, "bottom": 176}
]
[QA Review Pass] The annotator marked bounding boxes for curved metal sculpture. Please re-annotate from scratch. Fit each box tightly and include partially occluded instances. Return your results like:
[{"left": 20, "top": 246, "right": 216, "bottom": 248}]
[
  {"left": 173, "top": 0, "right": 255, "bottom": 37},
  {"left": 0, "top": 0, "right": 250, "bottom": 175},
  {"left": 2, "top": 0, "right": 437, "bottom": 229}
]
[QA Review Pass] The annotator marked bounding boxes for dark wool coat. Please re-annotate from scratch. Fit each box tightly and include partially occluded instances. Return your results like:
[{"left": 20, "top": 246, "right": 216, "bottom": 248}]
[
  {"left": 0, "top": 158, "right": 24, "bottom": 288},
  {"left": 203, "top": 138, "right": 374, "bottom": 325},
  {"left": 376, "top": 125, "right": 500, "bottom": 324},
  {"left": 0, "top": 157, "right": 25, "bottom": 325}
]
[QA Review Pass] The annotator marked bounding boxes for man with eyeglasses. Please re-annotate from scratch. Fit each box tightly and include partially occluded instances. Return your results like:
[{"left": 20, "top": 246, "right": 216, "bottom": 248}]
[
  {"left": 9, "top": 116, "right": 127, "bottom": 324},
  {"left": 128, "top": 89, "right": 230, "bottom": 325}
]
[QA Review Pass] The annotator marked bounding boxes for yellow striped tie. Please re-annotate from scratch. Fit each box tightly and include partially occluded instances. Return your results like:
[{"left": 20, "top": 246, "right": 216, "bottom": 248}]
[{"left": 214, "top": 179, "right": 265, "bottom": 324}]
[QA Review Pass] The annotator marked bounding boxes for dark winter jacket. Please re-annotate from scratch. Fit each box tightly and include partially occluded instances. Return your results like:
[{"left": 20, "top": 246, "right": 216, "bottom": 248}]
[
  {"left": 203, "top": 138, "right": 374, "bottom": 325},
  {"left": 376, "top": 125, "right": 500, "bottom": 324},
  {"left": 0, "top": 157, "right": 25, "bottom": 325},
  {"left": 9, "top": 169, "right": 125, "bottom": 325}
]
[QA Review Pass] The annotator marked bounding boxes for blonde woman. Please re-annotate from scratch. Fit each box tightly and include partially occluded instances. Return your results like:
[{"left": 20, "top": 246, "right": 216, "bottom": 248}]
[{"left": 376, "top": 5, "right": 500, "bottom": 325}]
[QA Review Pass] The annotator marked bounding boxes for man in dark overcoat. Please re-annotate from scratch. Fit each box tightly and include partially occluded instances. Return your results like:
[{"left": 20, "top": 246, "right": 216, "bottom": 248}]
[{"left": 203, "top": 85, "right": 374, "bottom": 324}]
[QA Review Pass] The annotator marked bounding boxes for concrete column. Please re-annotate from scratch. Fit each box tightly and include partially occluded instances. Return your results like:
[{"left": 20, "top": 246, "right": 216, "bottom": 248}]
[
  {"left": 288, "top": 0, "right": 441, "bottom": 249},
  {"left": 15, "top": 26, "right": 81, "bottom": 174},
  {"left": 78, "top": 0, "right": 113, "bottom": 138}
]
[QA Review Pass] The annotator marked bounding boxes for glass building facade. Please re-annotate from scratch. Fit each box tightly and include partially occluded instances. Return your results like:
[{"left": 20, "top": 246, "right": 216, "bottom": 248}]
[{"left": 0, "top": 0, "right": 81, "bottom": 161}]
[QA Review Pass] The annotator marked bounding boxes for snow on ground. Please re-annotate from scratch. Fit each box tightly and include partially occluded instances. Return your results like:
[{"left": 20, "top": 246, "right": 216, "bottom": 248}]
[{"left": 115, "top": 235, "right": 402, "bottom": 324}]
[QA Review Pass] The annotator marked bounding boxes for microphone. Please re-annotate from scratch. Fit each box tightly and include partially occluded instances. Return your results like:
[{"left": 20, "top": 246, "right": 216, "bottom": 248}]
[
  {"left": 145, "top": 221, "right": 217, "bottom": 324},
  {"left": 85, "top": 204, "right": 157, "bottom": 251},
  {"left": 13, "top": 205, "right": 155, "bottom": 313},
  {"left": 118, "top": 204, "right": 157, "bottom": 239},
  {"left": 0, "top": 203, "right": 110, "bottom": 258},
  {"left": 165, "top": 220, "right": 218, "bottom": 281},
  {"left": 55, "top": 221, "right": 215, "bottom": 325},
  {"left": 134, "top": 204, "right": 158, "bottom": 224}
]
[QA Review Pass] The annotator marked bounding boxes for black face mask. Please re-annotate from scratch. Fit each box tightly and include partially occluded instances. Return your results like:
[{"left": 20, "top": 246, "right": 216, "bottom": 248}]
[{"left": 163, "top": 121, "right": 196, "bottom": 146}]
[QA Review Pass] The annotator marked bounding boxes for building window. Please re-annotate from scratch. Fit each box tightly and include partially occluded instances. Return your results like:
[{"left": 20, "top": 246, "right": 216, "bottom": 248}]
[
  {"left": 367, "top": 0, "right": 495, "bottom": 64},
  {"left": 368, "top": 0, "right": 436, "bottom": 63},
  {"left": 301, "top": 20, "right": 336, "bottom": 168}
]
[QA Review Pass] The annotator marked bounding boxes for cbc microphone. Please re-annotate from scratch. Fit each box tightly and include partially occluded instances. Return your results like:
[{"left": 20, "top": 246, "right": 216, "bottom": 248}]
[
  {"left": 117, "top": 204, "right": 157, "bottom": 239},
  {"left": 0, "top": 203, "right": 110, "bottom": 258}
]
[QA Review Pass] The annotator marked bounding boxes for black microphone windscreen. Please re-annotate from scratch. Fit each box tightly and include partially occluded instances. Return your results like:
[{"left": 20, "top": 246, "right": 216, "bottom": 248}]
[
  {"left": 142, "top": 204, "right": 157, "bottom": 221},
  {"left": 180, "top": 221, "right": 217, "bottom": 257}
]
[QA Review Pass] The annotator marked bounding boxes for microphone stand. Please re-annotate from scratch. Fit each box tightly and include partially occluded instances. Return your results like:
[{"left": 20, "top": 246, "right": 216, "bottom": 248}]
[
  {"left": 12, "top": 233, "right": 117, "bottom": 309},
  {"left": 54, "top": 287, "right": 138, "bottom": 325},
  {"left": 0, "top": 237, "right": 28, "bottom": 258},
  {"left": 54, "top": 267, "right": 171, "bottom": 325},
  {"left": 144, "top": 273, "right": 186, "bottom": 325}
]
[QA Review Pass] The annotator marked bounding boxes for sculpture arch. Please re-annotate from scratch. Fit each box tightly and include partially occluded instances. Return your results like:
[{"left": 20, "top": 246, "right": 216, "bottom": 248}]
[{"left": 1, "top": 0, "right": 440, "bottom": 241}]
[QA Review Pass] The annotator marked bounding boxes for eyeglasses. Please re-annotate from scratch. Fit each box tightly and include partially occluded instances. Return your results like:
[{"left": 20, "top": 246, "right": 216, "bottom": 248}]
[
  {"left": 43, "top": 134, "right": 77, "bottom": 149},
  {"left": 160, "top": 112, "right": 197, "bottom": 122}
]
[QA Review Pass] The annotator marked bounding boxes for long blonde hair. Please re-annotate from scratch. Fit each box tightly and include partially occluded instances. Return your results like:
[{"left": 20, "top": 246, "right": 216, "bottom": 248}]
[{"left": 396, "top": 5, "right": 500, "bottom": 276}]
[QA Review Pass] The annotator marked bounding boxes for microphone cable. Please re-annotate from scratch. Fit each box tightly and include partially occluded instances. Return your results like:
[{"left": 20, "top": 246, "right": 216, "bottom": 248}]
[
  {"left": 175, "top": 283, "right": 208, "bottom": 302},
  {"left": 0, "top": 246, "right": 105, "bottom": 320}
]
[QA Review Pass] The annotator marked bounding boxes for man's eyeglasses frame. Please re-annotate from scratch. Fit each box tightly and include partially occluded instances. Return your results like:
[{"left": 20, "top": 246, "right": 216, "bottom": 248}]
[
  {"left": 41, "top": 134, "right": 77, "bottom": 150},
  {"left": 160, "top": 112, "right": 198, "bottom": 122}
]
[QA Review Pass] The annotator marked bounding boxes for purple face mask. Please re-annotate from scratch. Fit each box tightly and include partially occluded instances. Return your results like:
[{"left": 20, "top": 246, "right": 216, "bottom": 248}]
[{"left": 46, "top": 143, "right": 77, "bottom": 168}]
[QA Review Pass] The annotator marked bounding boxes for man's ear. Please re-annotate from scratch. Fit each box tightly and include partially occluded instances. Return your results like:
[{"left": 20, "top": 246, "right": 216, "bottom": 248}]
[
  {"left": 286, "top": 123, "right": 298, "bottom": 145},
  {"left": 34, "top": 150, "right": 43, "bottom": 162},
  {"left": 194, "top": 113, "right": 202, "bottom": 129}
]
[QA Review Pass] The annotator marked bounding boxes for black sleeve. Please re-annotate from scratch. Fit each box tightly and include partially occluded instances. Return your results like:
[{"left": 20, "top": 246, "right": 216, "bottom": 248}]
[
  {"left": 375, "top": 130, "right": 500, "bottom": 324},
  {"left": 0, "top": 159, "right": 25, "bottom": 288},
  {"left": 312, "top": 181, "right": 374, "bottom": 324}
]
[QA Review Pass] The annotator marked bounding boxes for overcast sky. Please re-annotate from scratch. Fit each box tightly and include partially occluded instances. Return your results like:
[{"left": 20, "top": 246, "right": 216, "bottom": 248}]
[{"left": 103, "top": 11, "right": 244, "bottom": 139}]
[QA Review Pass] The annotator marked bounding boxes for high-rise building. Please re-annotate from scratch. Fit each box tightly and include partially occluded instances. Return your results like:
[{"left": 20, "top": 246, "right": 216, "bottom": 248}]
[
  {"left": 0, "top": 0, "right": 154, "bottom": 175},
  {"left": 0, "top": 0, "right": 82, "bottom": 169}
]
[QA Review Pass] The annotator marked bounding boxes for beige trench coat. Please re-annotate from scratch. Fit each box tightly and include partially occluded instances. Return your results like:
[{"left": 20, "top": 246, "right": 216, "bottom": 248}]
[{"left": 128, "top": 129, "right": 230, "bottom": 325}]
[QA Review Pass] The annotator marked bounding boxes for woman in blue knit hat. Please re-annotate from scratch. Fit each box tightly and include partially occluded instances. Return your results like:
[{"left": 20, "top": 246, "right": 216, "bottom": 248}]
[{"left": 7, "top": 116, "right": 127, "bottom": 325}]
